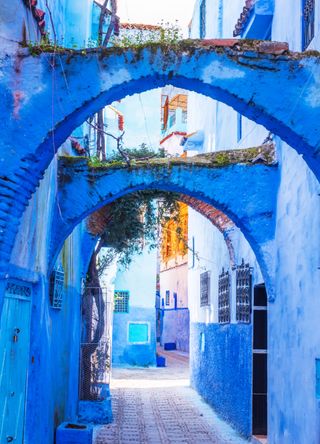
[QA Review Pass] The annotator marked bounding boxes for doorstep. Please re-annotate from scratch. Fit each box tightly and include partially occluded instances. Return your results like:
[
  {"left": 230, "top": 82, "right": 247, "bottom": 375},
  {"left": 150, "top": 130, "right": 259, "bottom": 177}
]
[{"left": 252, "top": 436, "right": 267, "bottom": 444}]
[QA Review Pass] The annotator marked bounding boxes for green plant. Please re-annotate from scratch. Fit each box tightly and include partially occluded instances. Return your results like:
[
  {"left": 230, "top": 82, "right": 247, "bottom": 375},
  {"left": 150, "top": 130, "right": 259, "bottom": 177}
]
[
  {"left": 110, "top": 21, "right": 183, "bottom": 49},
  {"left": 86, "top": 146, "right": 184, "bottom": 271},
  {"left": 23, "top": 21, "right": 183, "bottom": 56}
]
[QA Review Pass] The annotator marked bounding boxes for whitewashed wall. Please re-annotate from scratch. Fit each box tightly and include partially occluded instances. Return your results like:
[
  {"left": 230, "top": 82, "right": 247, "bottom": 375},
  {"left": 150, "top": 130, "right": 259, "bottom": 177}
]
[{"left": 188, "top": 0, "right": 320, "bottom": 442}]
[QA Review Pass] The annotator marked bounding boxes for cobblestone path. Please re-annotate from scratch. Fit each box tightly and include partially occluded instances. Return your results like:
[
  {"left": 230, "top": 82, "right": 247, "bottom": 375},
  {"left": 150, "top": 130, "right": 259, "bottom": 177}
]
[{"left": 94, "top": 349, "right": 248, "bottom": 444}]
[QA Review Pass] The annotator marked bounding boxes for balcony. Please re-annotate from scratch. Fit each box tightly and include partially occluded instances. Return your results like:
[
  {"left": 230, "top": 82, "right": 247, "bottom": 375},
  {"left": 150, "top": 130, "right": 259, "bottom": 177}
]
[{"left": 233, "top": 0, "right": 274, "bottom": 40}]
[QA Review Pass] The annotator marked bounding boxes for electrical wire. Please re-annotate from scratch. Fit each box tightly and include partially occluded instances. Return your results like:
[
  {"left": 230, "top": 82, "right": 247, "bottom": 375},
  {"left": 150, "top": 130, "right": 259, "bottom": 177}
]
[{"left": 138, "top": 93, "right": 154, "bottom": 149}]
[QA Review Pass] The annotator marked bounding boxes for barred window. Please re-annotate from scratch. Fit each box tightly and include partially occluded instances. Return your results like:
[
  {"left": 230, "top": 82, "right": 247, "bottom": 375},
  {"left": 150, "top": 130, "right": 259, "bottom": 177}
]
[
  {"left": 165, "top": 290, "right": 170, "bottom": 306},
  {"left": 218, "top": 268, "right": 230, "bottom": 324},
  {"left": 200, "top": 0, "right": 206, "bottom": 39},
  {"left": 49, "top": 264, "right": 65, "bottom": 309},
  {"left": 200, "top": 271, "right": 210, "bottom": 307},
  {"left": 236, "top": 260, "right": 252, "bottom": 323},
  {"left": 302, "top": 0, "right": 315, "bottom": 50},
  {"left": 114, "top": 290, "right": 129, "bottom": 313}
]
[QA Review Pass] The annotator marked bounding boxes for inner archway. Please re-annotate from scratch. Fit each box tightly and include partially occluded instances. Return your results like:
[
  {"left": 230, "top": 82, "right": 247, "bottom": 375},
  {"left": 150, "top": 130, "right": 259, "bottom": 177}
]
[
  {"left": 72, "top": 182, "right": 268, "bottom": 439},
  {"left": 51, "top": 144, "right": 278, "bottom": 299}
]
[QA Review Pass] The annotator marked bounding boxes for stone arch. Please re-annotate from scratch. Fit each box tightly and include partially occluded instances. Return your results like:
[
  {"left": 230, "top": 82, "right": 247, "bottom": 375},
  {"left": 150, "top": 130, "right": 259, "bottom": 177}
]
[
  {"left": 179, "top": 194, "right": 236, "bottom": 267},
  {"left": 1, "top": 39, "right": 319, "bottom": 273},
  {"left": 50, "top": 146, "right": 278, "bottom": 300}
]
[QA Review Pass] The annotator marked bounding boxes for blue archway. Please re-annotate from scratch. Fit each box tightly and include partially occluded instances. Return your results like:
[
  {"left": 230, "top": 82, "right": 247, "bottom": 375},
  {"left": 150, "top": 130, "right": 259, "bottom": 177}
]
[
  {"left": 51, "top": 146, "right": 278, "bottom": 299},
  {"left": 0, "top": 39, "right": 318, "bottom": 275}
]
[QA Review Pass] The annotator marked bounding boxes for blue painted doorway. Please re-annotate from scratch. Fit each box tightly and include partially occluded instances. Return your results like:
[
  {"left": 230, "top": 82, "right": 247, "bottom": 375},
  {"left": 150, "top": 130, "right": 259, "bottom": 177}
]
[{"left": 0, "top": 282, "right": 32, "bottom": 444}]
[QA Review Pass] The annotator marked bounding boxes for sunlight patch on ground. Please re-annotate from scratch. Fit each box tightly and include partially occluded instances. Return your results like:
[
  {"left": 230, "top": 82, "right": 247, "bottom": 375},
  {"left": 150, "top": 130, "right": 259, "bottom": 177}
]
[{"left": 111, "top": 377, "right": 190, "bottom": 389}]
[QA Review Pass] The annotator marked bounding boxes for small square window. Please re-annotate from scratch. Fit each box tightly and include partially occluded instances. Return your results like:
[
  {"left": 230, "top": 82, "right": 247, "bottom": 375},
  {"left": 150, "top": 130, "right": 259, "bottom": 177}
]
[{"left": 114, "top": 290, "right": 129, "bottom": 313}]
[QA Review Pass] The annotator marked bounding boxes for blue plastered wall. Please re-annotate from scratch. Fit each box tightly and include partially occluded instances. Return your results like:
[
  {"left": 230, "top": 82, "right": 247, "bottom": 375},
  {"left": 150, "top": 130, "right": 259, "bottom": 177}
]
[
  {"left": 8, "top": 152, "right": 94, "bottom": 444},
  {"left": 112, "top": 248, "right": 157, "bottom": 367},
  {"left": 190, "top": 322, "right": 253, "bottom": 437},
  {"left": 112, "top": 307, "right": 156, "bottom": 367},
  {"left": 160, "top": 309, "right": 190, "bottom": 352}
]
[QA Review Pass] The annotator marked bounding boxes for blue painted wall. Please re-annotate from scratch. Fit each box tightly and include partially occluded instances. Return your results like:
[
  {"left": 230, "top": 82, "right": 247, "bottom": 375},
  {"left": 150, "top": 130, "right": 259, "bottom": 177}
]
[
  {"left": 112, "top": 248, "right": 157, "bottom": 367},
  {"left": 6, "top": 149, "right": 93, "bottom": 443},
  {"left": 160, "top": 308, "right": 190, "bottom": 352},
  {"left": 112, "top": 307, "right": 156, "bottom": 367},
  {"left": 190, "top": 322, "right": 253, "bottom": 437}
]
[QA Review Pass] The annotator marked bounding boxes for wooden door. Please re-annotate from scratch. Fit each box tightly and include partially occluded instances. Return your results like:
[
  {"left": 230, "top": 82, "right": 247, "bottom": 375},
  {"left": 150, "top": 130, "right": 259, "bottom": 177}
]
[
  {"left": 252, "top": 284, "right": 268, "bottom": 436},
  {"left": 0, "top": 282, "right": 32, "bottom": 444}
]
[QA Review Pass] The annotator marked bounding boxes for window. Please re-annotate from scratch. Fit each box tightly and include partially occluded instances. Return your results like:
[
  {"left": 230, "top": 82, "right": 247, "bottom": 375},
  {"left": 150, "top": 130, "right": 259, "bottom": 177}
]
[
  {"left": 302, "top": 0, "right": 315, "bottom": 50},
  {"left": 165, "top": 290, "right": 170, "bottom": 306},
  {"left": 316, "top": 359, "right": 320, "bottom": 398},
  {"left": 114, "top": 290, "right": 129, "bottom": 313},
  {"left": 200, "top": 0, "right": 206, "bottom": 39},
  {"left": 173, "top": 292, "right": 178, "bottom": 309},
  {"left": 237, "top": 113, "right": 242, "bottom": 142},
  {"left": 236, "top": 260, "right": 252, "bottom": 323},
  {"left": 200, "top": 332, "right": 205, "bottom": 352},
  {"left": 200, "top": 271, "right": 210, "bottom": 307},
  {"left": 128, "top": 322, "right": 150, "bottom": 344},
  {"left": 49, "top": 264, "right": 65, "bottom": 309},
  {"left": 218, "top": 268, "right": 231, "bottom": 324}
]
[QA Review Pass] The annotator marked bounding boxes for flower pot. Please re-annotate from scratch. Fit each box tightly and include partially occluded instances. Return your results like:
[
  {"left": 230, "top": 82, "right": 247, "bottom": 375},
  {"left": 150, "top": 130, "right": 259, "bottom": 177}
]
[{"left": 56, "top": 422, "right": 93, "bottom": 444}]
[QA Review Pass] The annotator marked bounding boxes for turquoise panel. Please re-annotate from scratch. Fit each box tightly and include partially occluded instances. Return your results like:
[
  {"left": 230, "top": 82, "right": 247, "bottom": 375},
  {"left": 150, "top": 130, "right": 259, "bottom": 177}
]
[{"left": 128, "top": 323, "right": 149, "bottom": 343}]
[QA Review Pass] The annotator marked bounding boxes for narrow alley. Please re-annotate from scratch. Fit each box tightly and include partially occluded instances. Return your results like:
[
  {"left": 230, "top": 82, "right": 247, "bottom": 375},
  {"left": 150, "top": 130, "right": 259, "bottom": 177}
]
[
  {"left": 1, "top": 1, "right": 320, "bottom": 443},
  {"left": 94, "top": 349, "right": 247, "bottom": 444}
]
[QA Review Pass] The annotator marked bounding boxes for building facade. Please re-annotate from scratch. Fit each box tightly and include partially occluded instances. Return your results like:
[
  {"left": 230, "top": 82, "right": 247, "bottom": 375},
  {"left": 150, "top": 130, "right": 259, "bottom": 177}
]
[
  {"left": 0, "top": 1, "right": 117, "bottom": 442},
  {"left": 159, "top": 202, "right": 190, "bottom": 352},
  {"left": 187, "top": 1, "right": 320, "bottom": 443},
  {"left": 112, "top": 248, "right": 157, "bottom": 367}
]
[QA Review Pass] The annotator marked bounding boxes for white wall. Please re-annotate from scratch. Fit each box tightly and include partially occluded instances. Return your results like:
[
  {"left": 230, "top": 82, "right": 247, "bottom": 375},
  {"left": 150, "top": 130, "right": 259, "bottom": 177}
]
[
  {"left": 188, "top": 0, "right": 320, "bottom": 442},
  {"left": 188, "top": 208, "right": 263, "bottom": 325},
  {"left": 159, "top": 263, "right": 188, "bottom": 309},
  {"left": 187, "top": 0, "right": 265, "bottom": 331},
  {"left": 114, "top": 248, "right": 157, "bottom": 309}
]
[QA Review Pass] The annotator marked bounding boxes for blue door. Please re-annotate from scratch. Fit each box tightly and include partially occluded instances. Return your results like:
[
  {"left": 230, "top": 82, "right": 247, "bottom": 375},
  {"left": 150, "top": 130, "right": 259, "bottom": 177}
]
[{"left": 0, "top": 282, "right": 32, "bottom": 444}]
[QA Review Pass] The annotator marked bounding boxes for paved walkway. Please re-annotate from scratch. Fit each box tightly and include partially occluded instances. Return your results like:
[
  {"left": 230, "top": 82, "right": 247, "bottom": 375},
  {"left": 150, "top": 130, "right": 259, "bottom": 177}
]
[{"left": 94, "top": 349, "right": 248, "bottom": 444}]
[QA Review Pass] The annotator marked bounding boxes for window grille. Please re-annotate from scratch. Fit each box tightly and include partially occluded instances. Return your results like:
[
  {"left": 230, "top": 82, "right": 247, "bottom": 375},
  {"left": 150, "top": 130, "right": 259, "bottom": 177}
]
[
  {"left": 302, "top": 0, "right": 315, "bottom": 50},
  {"left": 49, "top": 264, "right": 65, "bottom": 309},
  {"left": 200, "top": 271, "right": 210, "bottom": 307},
  {"left": 114, "top": 290, "right": 129, "bottom": 313},
  {"left": 200, "top": 0, "right": 206, "bottom": 39},
  {"left": 165, "top": 290, "right": 170, "bottom": 306},
  {"left": 218, "top": 268, "right": 231, "bottom": 324},
  {"left": 236, "top": 260, "right": 252, "bottom": 323},
  {"left": 6, "top": 282, "right": 31, "bottom": 298}
]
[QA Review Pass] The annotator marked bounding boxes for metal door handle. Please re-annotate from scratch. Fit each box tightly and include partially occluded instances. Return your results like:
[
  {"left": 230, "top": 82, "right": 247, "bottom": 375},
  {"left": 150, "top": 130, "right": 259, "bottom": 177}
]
[{"left": 7, "top": 437, "right": 14, "bottom": 442}]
